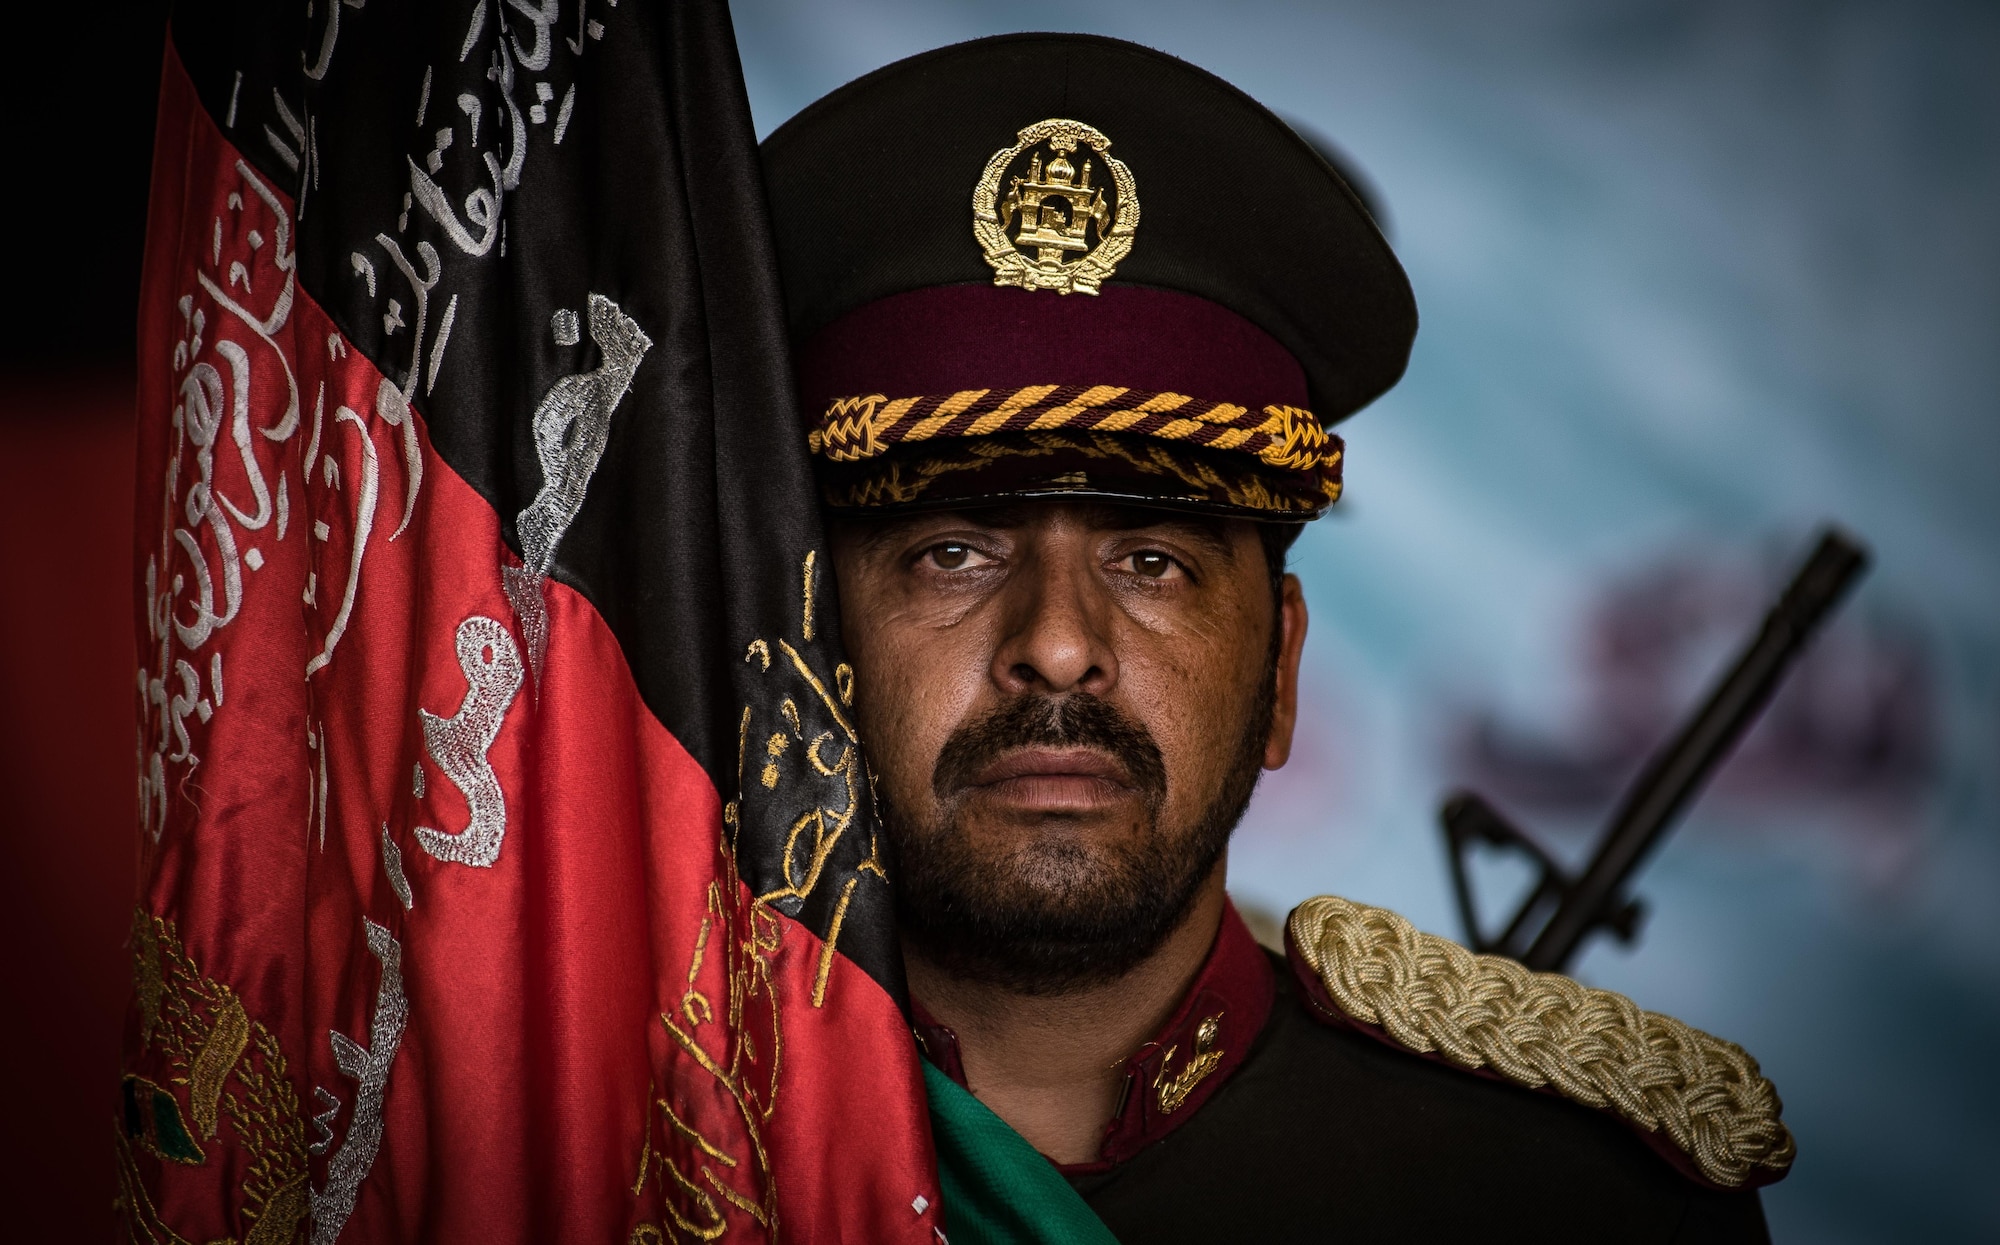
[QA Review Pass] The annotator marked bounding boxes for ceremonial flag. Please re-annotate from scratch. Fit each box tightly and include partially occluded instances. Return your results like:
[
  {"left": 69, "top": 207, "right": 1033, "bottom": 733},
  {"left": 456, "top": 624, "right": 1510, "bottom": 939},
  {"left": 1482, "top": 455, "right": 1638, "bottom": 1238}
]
[{"left": 123, "top": 2, "right": 940, "bottom": 1240}]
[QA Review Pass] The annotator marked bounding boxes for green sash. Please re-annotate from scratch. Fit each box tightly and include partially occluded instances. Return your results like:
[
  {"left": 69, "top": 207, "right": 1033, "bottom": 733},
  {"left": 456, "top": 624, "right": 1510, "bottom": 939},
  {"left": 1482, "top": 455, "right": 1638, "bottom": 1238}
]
[{"left": 924, "top": 1062, "right": 1122, "bottom": 1244}]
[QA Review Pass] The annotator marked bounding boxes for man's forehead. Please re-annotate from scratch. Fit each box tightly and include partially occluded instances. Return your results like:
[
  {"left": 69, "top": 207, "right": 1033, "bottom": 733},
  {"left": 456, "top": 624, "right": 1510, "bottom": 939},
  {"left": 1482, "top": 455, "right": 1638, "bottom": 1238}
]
[{"left": 832, "top": 500, "right": 1245, "bottom": 554}]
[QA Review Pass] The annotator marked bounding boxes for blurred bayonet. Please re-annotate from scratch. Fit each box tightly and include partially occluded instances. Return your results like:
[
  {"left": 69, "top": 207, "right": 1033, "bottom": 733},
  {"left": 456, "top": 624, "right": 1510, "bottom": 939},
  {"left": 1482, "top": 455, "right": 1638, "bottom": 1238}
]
[{"left": 1443, "top": 526, "right": 1871, "bottom": 973}]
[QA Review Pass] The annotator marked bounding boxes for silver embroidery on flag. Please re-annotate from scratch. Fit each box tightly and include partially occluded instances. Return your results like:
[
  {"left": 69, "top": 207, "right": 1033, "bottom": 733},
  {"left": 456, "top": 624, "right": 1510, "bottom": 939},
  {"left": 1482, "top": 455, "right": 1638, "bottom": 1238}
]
[
  {"left": 500, "top": 563, "right": 549, "bottom": 692},
  {"left": 506, "top": 292, "right": 652, "bottom": 684},
  {"left": 304, "top": 405, "right": 380, "bottom": 678},
  {"left": 210, "top": 339, "right": 274, "bottom": 531},
  {"left": 374, "top": 377, "right": 424, "bottom": 541},
  {"left": 310, "top": 918, "right": 407, "bottom": 1245},
  {"left": 413, "top": 616, "right": 523, "bottom": 868},
  {"left": 379, "top": 823, "right": 414, "bottom": 911},
  {"left": 308, "top": 1085, "right": 340, "bottom": 1157}
]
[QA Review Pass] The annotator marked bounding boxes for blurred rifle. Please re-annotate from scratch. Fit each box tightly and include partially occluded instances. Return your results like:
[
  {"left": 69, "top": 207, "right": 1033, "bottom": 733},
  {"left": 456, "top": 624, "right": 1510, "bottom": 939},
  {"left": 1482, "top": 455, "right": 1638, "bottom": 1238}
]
[{"left": 1442, "top": 527, "right": 1870, "bottom": 973}]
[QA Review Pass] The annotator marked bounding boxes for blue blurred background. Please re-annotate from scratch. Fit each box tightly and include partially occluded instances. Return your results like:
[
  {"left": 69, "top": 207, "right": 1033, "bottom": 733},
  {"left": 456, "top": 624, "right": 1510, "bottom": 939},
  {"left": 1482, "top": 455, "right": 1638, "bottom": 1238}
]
[{"left": 726, "top": 2, "right": 2000, "bottom": 1239}]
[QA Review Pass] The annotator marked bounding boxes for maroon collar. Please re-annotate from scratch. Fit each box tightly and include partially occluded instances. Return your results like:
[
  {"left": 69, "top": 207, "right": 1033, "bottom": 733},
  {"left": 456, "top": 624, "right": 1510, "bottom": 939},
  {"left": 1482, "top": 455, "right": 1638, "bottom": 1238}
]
[{"left": 912, "top": 900, "right": 1276, "bottom": 1172}]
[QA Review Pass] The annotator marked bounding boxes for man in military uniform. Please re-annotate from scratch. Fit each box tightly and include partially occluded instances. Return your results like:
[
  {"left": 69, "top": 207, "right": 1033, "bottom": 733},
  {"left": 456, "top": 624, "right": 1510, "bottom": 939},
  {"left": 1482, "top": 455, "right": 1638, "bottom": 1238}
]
[{"left": 762, "top": 33, "right": 1792, "bottom": 1242}]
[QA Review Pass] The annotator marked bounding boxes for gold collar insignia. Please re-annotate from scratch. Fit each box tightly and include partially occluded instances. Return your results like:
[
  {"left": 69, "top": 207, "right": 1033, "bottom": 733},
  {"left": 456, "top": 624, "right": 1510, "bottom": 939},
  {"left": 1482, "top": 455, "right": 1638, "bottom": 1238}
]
[{"left": 973, "top": 119, "right": 1139, "bottom": 296}]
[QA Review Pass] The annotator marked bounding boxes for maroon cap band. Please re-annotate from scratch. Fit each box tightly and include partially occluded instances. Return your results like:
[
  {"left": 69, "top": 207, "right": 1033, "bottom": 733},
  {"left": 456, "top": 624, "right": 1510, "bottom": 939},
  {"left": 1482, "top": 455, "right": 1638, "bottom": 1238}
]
[
  {"left": 795, "top": 283, "right": 1311, "bottom": 421},
  {"left": 795, "top": 284, "right": 1342, "bottom": 518}
]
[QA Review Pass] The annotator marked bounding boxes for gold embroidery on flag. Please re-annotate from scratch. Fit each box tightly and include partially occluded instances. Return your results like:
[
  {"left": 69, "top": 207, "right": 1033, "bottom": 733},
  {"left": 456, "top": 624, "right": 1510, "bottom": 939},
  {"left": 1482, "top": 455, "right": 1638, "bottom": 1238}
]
[
  {"left": 113, "top": 1124, "right": 199, "bottom": 1245},
  {"left": 812, "top": 877, "right": 861, "bottom": 1008},
  {"left": 742, "top": 552, "right": 879, "bottom": 935},
  {"left": 133, "top": 916, "right": 166, "bottom": 1048},
  {"left": 189, "top": 994, "right": 250, "bottom": 1139},
  {"left": 801, "top": 551, "right": 817, "bottom": 641},
  {"left": 637, "top": 866, "right": 784, "bottom": 1240},
  {"left": 119, "top": 911, "right": 308, "bottom": 1245},
  {"left": 122, "top": 1074, "right": 206, "bottom": 1165},
  {"left": 634, "top": 547, "right": 894, "bottom": 1239}
]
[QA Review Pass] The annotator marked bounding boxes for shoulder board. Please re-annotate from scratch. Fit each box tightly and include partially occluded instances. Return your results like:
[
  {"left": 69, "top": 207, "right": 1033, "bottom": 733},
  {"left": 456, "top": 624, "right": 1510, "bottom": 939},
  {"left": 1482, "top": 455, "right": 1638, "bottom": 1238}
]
[{"left": 1286, "top": 895, "right": 1795, "bottom": 1191}]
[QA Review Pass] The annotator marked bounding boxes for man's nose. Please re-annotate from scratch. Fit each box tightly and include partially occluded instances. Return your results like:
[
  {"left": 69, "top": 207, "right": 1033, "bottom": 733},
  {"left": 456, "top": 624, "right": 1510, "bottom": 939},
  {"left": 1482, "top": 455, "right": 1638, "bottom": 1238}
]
[{"left": 990, "top": 548, "right": 1119, "bottom": 696}]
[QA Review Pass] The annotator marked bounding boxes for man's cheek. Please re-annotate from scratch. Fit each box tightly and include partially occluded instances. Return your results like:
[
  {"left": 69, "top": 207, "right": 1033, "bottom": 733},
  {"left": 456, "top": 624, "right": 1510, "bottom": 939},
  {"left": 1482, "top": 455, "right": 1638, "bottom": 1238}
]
[
  {"left": 863, "top": 675, "right": 952, "bottom": 816},
  {"left": 901, "top": 653, "right": 985, "bottom": 750},
  {"left": 1145, "top": 663, "right": 1250, "bottom": 812}
]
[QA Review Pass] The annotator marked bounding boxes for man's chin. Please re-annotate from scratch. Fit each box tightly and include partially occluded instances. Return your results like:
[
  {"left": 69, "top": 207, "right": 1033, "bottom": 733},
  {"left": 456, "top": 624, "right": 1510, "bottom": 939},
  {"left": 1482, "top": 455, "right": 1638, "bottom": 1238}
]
[
  {"left": 895, "top": 832, "right": 1217, "bottom": 995},
  {"left": 1006, "top": 840, "right": 1119, "bottom": 897},
  {"left": 985, "top": 837, "right": 1146, "bottom": 909}
]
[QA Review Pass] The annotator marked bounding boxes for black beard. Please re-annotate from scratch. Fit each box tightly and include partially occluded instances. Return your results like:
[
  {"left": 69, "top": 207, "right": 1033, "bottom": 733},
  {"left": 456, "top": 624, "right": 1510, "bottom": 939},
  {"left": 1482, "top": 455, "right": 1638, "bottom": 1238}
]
[{"left": 887, "top": 677, "right": 1274, "bottom": 996}]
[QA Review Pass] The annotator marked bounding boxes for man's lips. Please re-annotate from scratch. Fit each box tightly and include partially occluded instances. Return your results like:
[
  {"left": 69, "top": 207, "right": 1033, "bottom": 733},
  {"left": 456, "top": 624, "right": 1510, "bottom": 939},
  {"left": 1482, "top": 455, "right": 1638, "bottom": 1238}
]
[
  {"left": 970, "top": 747, "right": 1131, "bottom": 786},
  {"left": 961, "top": 748, "right": 1137, "bottom": 811}
]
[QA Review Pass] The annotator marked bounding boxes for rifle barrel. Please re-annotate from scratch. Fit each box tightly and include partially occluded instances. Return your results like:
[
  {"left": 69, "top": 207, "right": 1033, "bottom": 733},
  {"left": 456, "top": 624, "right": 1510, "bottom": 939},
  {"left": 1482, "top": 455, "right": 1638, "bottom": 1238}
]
[{"left": 1520, "top": 529, "right": 1869, "bottom": 972}]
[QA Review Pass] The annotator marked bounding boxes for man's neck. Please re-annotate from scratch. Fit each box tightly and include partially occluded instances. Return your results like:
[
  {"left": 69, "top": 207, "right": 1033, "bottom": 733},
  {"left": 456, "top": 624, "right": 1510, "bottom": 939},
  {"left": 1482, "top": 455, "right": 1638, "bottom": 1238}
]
[{"left": 904, "top": 875, "right": 1228, "bottom": 1165}]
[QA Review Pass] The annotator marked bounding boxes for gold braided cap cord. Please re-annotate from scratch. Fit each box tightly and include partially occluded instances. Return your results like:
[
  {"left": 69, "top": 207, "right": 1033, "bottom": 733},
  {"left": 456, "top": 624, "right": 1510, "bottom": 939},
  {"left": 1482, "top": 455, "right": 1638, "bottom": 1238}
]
[
  {"left": 1288, "top": 896, "right": 1796, "bottom": 1189},
  {"left": 809, "top": 383, "right": 1342, "bottom": 478}
]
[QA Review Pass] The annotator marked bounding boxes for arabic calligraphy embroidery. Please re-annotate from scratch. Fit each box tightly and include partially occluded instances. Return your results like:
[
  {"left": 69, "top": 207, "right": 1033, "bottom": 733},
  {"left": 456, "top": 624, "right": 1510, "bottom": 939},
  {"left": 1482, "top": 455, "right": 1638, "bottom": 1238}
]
[{"left": 413, "top": 615, "right": 524, "bottom": 868}]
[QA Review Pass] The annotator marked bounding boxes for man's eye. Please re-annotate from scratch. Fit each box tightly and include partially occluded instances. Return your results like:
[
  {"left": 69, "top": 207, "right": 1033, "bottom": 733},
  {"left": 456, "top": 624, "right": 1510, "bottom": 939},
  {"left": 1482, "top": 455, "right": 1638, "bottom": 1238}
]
[
  {"left": 1121, "top": 550, "right": 1181, "bottom": 579},
  {"left": 924, "top": 542, "right": 987, "bottom": 570}
]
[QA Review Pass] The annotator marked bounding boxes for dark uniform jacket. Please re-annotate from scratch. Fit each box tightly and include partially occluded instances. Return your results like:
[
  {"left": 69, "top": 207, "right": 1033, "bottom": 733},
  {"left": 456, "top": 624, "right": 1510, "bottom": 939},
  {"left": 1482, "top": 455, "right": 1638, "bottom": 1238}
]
[{"left": 919, "top": 903, "right": 1771, "bottom": 1244}]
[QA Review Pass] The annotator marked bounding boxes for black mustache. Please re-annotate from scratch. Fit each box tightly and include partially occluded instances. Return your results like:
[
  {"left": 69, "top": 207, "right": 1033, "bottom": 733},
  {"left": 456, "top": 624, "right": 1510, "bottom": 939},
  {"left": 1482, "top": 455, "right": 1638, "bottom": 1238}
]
[{"left": 931, "top": 695, "right": 1167, "bottom": 807}]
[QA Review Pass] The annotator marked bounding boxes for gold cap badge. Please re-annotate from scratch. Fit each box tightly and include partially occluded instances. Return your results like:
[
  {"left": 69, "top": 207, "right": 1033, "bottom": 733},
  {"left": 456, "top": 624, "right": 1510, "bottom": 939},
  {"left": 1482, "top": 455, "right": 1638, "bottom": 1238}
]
[{"left": 973, "top": 119, "right": 1139, "bottom": 295}]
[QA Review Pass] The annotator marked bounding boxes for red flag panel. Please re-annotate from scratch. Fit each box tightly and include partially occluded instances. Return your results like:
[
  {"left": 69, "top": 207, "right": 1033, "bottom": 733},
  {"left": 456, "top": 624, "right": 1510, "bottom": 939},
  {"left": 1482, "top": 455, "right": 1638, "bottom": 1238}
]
[{"left": 126, "top": 41, "right": 937, "bottom": 1244}]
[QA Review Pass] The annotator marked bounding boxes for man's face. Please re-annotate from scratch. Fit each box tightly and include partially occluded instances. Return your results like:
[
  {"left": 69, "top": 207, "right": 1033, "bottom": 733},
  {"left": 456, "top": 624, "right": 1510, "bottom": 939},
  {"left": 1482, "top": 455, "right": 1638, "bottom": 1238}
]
[{"left": 830, "top": 501, "right": 1306, "bottom": 994}]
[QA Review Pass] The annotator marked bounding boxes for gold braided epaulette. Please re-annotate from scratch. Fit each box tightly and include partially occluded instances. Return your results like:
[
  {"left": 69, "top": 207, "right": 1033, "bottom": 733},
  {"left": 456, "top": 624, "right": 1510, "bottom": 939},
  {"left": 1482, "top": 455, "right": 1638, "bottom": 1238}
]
[{"left": 1287, "top": 896, "right": 1796, "bottom": 1190}]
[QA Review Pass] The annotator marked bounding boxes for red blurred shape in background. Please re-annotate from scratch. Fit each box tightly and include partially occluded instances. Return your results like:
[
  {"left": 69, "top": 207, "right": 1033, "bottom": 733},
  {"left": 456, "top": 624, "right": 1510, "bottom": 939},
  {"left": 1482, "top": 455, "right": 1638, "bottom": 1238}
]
[{"left": 0, "top": 368, "right": 137, "bottom": 1236}]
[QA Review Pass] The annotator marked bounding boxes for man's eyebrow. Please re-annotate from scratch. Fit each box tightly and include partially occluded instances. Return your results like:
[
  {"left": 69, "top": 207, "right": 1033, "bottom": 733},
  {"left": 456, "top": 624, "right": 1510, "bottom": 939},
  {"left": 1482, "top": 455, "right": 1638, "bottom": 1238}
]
[
  {"left": 836, "top": 507, "right": 1029, "bottom": 555},
  {"left": 1085, "top": 506, "right": 1238, "bottom": 561}
]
